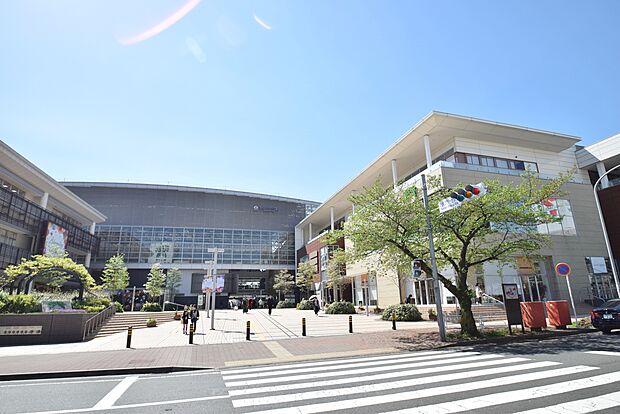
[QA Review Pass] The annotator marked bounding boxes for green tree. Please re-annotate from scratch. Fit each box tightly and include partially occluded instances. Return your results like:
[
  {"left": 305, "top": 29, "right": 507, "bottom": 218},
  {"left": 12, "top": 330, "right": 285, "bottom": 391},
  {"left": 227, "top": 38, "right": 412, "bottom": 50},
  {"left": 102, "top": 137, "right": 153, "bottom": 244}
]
[
  {"left": 166, "top": 267, "right": 182, "bottom": 299},
  {"left": 144, "top": 263, "right": 166, "bottom": 302},
  {"left": 296, "top": 261, "right": 316, "bottom": 298},
  {"left": 329, "top": 171, "right": 571, "bottom": 337},
  {"left": 100, "top": 254, "right": 129, "bottom": 291},
  {"left": 326, "top": 248, "right": 347, "bottom": 301},
  {"left": 273, "top": 269, "right": 294, "bottom": 301}
]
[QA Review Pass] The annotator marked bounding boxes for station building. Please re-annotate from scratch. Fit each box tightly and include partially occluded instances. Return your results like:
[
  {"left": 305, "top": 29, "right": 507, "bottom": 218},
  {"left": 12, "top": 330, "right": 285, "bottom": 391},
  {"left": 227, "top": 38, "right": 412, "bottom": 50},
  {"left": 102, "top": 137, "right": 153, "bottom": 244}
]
[
  {"left": 295, "top": 112, "right": 617, "bottom": 309},
  {"left": 0, "top": 140, "right": 105, "bottom": 274},
  {"left": 64, "top": 182, "right": 319, "bottom": 306}
]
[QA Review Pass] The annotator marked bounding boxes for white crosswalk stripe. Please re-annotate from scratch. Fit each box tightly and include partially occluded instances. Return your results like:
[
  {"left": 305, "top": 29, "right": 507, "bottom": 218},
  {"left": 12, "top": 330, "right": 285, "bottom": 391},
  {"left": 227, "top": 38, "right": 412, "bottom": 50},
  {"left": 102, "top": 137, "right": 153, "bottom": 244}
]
[{"left": 221, "top": 350, "right": 620, "bottom": 414}]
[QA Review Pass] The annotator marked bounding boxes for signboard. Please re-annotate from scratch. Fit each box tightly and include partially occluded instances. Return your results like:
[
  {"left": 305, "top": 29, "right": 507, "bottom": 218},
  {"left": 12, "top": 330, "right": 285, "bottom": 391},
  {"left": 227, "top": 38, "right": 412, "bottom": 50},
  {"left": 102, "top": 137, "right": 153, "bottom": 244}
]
[
  {"left": 0, "top": 326, "right": 42, "bottom": 336},
  {"left": 555, "top": 262, "right": 571, "bottom": 276},
  {"left": 197, "top": 294, "right": 204, "bottom": 307},
  {"left": 149, "top": 242, "right": 174, "bottom": 263},
  {"left": 41, "top": 300, "right": 72, "bottom": 312},
  {"left": 42, "top": 222, "right": 68, "bottom": 257},
  {"left": 503, "top": 284, "right": 519, "bottom": 300},
  {"left": 438, "top": 197, "right": 461, "bottom": 213},
  {"left": 590, "top": 257, "right": 608, "bottom": 274},
  {"left": 502, "top": 283, "right": 524, "bottom": 334},
  {"left": 202, "top": 275, "right": 225, "bottom": 293}
]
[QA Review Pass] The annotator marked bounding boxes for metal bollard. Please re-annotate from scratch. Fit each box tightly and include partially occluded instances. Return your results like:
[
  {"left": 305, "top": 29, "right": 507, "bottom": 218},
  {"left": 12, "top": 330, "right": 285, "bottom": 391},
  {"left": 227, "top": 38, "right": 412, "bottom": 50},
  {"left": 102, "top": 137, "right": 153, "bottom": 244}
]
[
  {"left": 302, "top": 318, "right": 306, "bottom": 336},
  {"left": 349, "top": 315, "right": 353, "bottom": 333},
  {"left": 392, "top": 311, "right": 397, "bottom": 330},
  {"left": 189, "top": 324, "right": 194, "bottom": 344},
  {"left": 126, "top": 326, "right": 133, "bottom": 348},
  {"left": 246, "top": 321, "right": 251, "bottom": 341}
]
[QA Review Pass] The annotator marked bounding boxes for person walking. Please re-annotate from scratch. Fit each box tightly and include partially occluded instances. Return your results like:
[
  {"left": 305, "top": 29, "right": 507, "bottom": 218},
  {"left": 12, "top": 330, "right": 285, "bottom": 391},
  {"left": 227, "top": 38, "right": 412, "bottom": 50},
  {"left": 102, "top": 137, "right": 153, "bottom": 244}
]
[
  {"left": 267, "top": 296, "right": 273, "bottom": 315},
  {"left": 190, "top": 305, "right": 200, "bottom": 333},
  {"left": 242, "top": 298, "right": 248, "bottom": 314},
  {"left": 475, "top": 283, "right": 483, "bottom": 305},
  {"left": 313, "top": 298, "right": 320, "bottom": 316},
  {"left": 181, "top": 305, "right": 190, "bottom": 334}
]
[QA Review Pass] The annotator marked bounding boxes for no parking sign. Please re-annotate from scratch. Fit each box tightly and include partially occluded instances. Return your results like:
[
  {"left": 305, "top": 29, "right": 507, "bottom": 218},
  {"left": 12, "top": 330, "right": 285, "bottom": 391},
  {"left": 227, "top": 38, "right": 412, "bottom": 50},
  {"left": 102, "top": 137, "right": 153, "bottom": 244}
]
[{"left": 555, "top": 262, "right": 577, "bottom": 323}]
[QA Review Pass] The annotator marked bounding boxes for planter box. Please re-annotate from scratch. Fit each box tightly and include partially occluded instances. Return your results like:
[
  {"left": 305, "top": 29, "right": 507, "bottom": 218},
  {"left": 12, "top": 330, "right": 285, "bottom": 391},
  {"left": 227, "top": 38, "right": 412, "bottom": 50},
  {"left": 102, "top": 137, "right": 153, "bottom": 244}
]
[
  {"left": 520, "top": 302, "right": 547, "bottom": 330},
  {"left": 0, "top": 313, "right": 94, "bottom": 346},
  {"left": 546, "top": 300, "right": 572, "bottom": 328}
]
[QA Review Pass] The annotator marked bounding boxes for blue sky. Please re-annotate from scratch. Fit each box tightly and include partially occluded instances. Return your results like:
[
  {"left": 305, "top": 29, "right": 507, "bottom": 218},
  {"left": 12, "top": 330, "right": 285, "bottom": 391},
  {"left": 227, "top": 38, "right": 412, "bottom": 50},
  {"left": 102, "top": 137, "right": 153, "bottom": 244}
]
[{"left": 1, "top": 0, "right": 619, "bottom": 203}]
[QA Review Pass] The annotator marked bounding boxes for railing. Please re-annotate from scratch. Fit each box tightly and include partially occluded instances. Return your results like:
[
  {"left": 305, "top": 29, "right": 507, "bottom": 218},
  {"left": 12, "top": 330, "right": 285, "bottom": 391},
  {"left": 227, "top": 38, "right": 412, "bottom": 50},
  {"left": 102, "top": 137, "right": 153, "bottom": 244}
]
[
  {"left": 82, "top": 303, "right": 116, "bottom": 340},
  {"left": 163, "top": 301, "right": 185, "bottom": 311},
  {"left": 481, "top": 293, "right": 504, "bottom": 306}
]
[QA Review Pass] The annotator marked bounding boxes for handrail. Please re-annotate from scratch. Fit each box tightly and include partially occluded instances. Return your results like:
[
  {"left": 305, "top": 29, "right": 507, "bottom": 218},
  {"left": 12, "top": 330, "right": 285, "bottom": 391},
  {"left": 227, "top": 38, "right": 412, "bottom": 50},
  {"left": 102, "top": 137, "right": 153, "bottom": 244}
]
[
  {"left": 481, "top": 293, "right": 504, "bottom": 306},
  {"left": 163, "top": 301, "right": 185, "bottom": 310},
  {"left": 82, "top": 303, "right": 116, "bottom": 340}
]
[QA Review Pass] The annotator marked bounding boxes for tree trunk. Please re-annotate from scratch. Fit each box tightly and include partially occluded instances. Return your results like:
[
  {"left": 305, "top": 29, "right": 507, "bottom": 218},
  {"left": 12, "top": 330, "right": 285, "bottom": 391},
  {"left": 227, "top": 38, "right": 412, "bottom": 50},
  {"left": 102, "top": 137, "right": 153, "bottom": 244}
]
[{"left": 458, "top": 294, "right": 479, "bottom": 337}]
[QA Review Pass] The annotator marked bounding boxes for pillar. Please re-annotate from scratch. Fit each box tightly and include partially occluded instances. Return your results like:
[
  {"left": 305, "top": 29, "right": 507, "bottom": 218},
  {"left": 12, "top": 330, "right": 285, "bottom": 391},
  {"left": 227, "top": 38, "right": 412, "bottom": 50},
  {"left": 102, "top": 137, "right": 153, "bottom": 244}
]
[
  {"left": 597, "top": 162, "right": 610, "bottom": 189},
  {"left": 330, "top": 206, "right": 335, "bottom": 230},
  {"left": 391, "top": 159, "right": 398, "bottom": 187},
  {"left": 308, "top": 223, "right": 313, "bottom": 240},
  {"left": 39, "top": 192, "right": 49, "bottom": 209},
  {"left": 423, "top": 135, "right": 432, "bottom": 170}
]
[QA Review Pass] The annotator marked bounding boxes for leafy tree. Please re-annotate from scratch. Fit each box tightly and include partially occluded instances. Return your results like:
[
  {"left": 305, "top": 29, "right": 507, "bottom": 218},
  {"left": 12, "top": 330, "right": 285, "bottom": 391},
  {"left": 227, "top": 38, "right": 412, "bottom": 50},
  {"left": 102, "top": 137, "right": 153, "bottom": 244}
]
[
  {"left": 296, "top": 261, "right": 316, "bottom": 297},
  {"left": 326, "top": 248, "right": 347, "bottom": 301},
  {"left": 330, "top": 171, "right": 571, "bottom": 337},
  {"left": 144, "top": 263, "right": 166, "bottom": 301},
  {"left": 3, "top": 255, "right": 96, "bottom": 292},
  {"left": 273, "top": 269, "right": 294, "bottom": 301},
  {"left": 166, "top": 267, "right": 182, "bottom": 298},
  {"left": 100, "top": 254, "right": 129, "bottom": 291}
]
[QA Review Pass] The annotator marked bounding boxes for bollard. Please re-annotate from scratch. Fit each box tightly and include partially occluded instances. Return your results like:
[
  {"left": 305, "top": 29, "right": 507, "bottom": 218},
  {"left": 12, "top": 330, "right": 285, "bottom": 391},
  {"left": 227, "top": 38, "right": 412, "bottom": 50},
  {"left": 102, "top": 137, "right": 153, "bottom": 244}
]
[
  {"left": 392, "top": 311, "right": 397, "bottom": 330},
  {"left": 246, "top": 321, "right": 251, "bottom": 341},
  {"left": 189, "top": 324, "right": 194, "bottom": 344},
  {"left": 126, "top": 326, "right": 133, "bottom": 348},
  {"left": 349, "top": 315, "right": 353, "bottom": 333},
  {"left": 302, "top": 318, "right": 306, "bottom": 336}
]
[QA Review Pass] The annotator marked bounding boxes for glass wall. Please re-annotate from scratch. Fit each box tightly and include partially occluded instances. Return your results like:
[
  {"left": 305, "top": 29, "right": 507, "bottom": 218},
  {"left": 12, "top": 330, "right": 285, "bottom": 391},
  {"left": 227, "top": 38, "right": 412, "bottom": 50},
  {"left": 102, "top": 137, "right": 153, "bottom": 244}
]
[{"left": 93, "top": 225, "right": 295, "bottom": 266}]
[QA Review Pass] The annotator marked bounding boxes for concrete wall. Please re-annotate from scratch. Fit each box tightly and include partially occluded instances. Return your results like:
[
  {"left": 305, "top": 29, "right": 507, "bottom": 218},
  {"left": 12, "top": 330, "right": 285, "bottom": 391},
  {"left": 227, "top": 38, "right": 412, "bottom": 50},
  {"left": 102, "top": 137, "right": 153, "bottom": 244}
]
[{"left": 0, "top": 313, "right": 94, "bottom": 346}]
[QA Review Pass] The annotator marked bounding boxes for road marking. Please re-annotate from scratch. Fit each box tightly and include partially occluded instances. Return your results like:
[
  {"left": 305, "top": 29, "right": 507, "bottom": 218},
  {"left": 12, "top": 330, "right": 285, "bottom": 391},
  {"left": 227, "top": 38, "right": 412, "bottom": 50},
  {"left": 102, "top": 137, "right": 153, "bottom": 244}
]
[
  {"left": 585, "top": 350, "right": 620, "bottom": 357},
  {"left": 223, "top": 350, "right": 476, "bottom": 380},
  {"left": 222, "top": 349, "right": 452, "bottom": 374},
  {"left": 224, "top": 347, "right": 399, "bottom": 367},
  {"left": 246, "top": 365, "right": 597, "bottom": 414},
  {"left": 224, "top": 353, "right": 497, "bottom": 387},
  {"left": 378, "top": 371, "right": 620, "bottom": 414},
  {"left": 262, "top": 341, "right": 294, "bottom": 358},
  {"left": 514, "top": 389, "right": 620, "bottom": 413},
  {"left": 228, "top": 357, "right": 531, "bottom": 396},
  {"left": 231, "top": 360, "right": 558, "bottom": 407},
  {"left": 140, "top": 370, "right": 219, "bottom": 380},
  {"left": 92, "top": 375, "right": 139, "bottom": 409},
  {"left": 0, "top": 378, "right": 121, "bottom": 388},
  {"left": 20, "top": 394, "right": 230, "bottom": 414}
]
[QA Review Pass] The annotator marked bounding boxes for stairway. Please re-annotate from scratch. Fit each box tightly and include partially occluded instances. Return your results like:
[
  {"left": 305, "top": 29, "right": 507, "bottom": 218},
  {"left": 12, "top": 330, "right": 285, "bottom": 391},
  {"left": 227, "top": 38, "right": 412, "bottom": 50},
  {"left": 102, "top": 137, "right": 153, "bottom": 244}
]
[
  {"left": 443, "top": 304, "right": 507, "bottom": 324},
  {"left": 87, "top": 311, "right": 178, "bottom": 339}
]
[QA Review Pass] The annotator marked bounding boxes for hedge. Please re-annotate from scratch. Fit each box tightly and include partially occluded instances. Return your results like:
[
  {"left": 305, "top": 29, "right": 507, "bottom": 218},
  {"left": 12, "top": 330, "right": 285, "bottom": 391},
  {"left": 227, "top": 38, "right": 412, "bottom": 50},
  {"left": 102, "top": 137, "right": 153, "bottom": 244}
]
[
  {"left": 141, "top": 302, "right": 162, "bottom": 312},
  {"left": 325, "top": 301, "right": 356, "bottom": 314},
  {"left": 381, "top": 304, "right": 422, "bottom": 321},
  {"left": 276, "top": 299, "right": 296, "bottom": 309},
  {"left": 296, "top": 299, "right": 314, "bottom": 310},
  {"left": 0, "top": 293, "right": 40, "bottom": 314}
]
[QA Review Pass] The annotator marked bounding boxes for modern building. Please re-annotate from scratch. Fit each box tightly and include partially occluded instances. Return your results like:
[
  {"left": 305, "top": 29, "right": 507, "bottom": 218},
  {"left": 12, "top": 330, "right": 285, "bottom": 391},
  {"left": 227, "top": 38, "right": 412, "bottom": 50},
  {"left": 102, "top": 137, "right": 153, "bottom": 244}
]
[
  {"left": 295, "top": 112, "right": 616, "bottom": 309},
  {"left": 64, "top": 182, "right": 319, "bottom": 306},
  {"left": 0, "top": 140, "right": 105, "bottom": 274}
]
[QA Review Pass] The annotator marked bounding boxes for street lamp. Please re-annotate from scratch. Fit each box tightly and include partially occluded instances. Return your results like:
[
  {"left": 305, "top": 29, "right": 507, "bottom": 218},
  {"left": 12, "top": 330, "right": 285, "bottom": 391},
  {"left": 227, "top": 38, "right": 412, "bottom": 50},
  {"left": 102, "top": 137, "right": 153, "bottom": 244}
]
[
  {"left": 593, "top": 164, "right": 620, "bottom": 298},
  {"left": 208, "top": 247, "right": 225, "bottom": 330}
]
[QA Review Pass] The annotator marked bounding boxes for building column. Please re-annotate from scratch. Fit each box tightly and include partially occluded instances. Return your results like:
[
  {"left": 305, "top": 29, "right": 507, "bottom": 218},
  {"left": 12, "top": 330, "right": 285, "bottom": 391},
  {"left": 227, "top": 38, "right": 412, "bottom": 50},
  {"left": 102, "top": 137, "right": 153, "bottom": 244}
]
[
  {"left": 39, "top": 192, "right": 49, "bottom": 209},
  {"left": 423, "top": 135, "right": 432, "bottom": 170},
  {"left": 308, "top": 223, "right": 313, "bottom": 240},
  {"left": 84, "top": 222, "right": 96, "bottom": 268},
  {"left": 330, "top": 206, "right": 335, "bottom": 230},
  {"left": 391, "top": 159, "right": 398, "bottom": 187},
  {"left": 597, "top": 162, "right": 610, "bottom": 189}
]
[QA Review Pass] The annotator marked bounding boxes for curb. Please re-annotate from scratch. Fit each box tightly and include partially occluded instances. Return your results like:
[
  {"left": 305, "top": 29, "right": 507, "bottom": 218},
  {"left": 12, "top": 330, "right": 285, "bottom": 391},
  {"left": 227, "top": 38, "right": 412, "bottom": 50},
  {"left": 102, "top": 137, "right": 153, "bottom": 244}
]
[
  {"left": 0, "top": 365, "right": 211, "bottom": 382},
  {"left": 443, "top": 328, "right": 594, "bottom": 347}
]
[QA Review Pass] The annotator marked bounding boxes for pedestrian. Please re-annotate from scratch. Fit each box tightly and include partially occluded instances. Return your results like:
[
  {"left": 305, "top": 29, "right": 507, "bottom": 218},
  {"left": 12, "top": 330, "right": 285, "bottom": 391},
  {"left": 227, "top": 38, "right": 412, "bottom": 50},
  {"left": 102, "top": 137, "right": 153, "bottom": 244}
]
[
  {"left": 181, "top": 305, "right": 189, "bottom": 334},
  {"left": 406, "top": 294, "right": 413, "bottom": 304},
  {"left": 190, "top": 305, "right": 199, "bottom": 333},
  {"left": 475, "top": 283, "right": 483, "bottom": 304},
  {"left": 259, "top": 298, "right": 264, "bottom": 309},
  {"left": 267, "top": 296, "right": 273, "bottom": 315},
  {"left": 313, "top": 298, "right": 320, "bottom": 316},
  {"left": 242, "top": 298, "right": 248, "bottom": 314}
]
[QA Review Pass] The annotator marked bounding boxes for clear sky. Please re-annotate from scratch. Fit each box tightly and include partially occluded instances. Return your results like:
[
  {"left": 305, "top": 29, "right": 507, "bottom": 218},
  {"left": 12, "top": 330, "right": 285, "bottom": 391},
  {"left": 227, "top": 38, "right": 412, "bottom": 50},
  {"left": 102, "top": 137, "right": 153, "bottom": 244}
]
[{"left": 1, "top": 0, "right": 619, "bottom": 203}]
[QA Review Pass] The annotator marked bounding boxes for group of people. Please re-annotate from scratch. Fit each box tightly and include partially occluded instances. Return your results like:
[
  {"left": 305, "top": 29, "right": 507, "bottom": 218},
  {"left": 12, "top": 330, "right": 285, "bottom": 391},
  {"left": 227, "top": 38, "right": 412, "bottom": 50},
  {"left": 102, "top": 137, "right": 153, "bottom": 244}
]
[{"left": 181, "top": 305, "right": 200, "bottom": 334}]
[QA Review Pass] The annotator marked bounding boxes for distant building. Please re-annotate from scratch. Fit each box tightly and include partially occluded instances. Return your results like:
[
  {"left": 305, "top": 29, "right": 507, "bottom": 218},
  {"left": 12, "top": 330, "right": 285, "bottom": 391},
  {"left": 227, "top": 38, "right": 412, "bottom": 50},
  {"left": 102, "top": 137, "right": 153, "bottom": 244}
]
[
  {"left": 64, "top": 182, "right": 319, "bottom": 306},
  {"left": 0, "top": 140, "right": 105, "bottom": 273},
  {"left": 296, "top": 112, "right": 617, "bottom": 308}
]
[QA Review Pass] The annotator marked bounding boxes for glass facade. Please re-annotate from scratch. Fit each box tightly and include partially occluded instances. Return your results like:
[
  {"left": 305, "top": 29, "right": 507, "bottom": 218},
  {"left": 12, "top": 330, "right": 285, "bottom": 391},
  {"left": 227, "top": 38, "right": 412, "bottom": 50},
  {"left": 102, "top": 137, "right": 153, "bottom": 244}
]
[{"left": 93, "top": 225, "right": 295, "bottom": 266}]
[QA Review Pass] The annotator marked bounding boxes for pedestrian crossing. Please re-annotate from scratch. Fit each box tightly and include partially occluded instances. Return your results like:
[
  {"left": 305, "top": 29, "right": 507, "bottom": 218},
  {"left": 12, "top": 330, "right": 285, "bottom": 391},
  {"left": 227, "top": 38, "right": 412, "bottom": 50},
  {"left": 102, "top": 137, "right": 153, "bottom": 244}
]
[{"left": 220, "top": 350, "right": 620, "bottom": 414}]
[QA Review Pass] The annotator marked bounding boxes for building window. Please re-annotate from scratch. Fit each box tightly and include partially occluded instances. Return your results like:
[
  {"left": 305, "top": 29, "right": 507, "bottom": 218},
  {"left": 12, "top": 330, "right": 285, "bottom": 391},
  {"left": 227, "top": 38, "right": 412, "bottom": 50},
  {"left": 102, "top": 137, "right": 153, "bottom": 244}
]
[{"left": 454, "top": 152, "right": 538, "bottom": 173}]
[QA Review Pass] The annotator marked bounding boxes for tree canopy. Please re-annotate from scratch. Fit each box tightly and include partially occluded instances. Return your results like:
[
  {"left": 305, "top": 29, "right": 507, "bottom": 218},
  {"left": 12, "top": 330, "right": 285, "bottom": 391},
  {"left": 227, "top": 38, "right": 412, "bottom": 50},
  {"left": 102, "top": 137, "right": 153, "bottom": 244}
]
[
  {"left": 144, "top": 263, "right": 166, "bottom": 299},
  {"left": 296, "top": 261, "right": 316, "bottom": 294},
  {"left": 100, "top": 254, "right": 129, "bottom": 291},
  {"left": 330, "top": 171, "right": 571, "bottom": 336},
  {"left": 2, "top": 255, "right": 96, "bottom": 291},
  {"left": 273, "top": 269, "right": 294, "bottom": 300}
]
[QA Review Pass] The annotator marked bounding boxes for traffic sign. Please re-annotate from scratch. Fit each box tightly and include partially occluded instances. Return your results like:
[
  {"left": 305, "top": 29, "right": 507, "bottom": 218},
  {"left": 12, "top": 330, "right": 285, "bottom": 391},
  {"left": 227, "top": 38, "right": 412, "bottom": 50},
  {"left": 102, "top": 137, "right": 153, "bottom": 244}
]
[{"left": 555, "top": 262, "right": 571, "bottom": 276}]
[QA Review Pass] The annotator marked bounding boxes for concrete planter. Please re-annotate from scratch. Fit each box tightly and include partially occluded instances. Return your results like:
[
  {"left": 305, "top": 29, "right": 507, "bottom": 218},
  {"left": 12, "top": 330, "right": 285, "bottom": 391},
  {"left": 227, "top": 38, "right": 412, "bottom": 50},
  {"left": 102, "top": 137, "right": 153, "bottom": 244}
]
[{"left": 0, "top": 313, "right": 95, "bottom": 346}]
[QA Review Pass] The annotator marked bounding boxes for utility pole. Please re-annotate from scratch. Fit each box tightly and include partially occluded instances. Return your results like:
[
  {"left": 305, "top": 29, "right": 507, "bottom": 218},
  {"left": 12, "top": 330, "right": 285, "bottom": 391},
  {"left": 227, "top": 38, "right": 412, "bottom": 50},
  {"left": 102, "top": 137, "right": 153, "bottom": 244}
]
[{"left": 421, "top": 174, "right": 447, "bottom": 341}]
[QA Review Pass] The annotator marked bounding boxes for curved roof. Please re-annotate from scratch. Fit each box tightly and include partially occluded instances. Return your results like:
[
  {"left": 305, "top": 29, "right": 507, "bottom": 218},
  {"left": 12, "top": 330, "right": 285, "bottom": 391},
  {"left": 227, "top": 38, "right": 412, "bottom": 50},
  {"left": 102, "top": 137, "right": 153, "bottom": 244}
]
[{"left": 62, "top": 181, "right": 320, "bottom": 206}]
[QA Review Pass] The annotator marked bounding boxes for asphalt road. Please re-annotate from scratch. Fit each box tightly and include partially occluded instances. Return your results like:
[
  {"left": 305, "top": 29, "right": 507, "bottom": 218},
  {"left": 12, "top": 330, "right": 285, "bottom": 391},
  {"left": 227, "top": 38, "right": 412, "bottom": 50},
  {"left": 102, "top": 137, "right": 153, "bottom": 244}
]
[{"left": 1, "top": 331, "right": 619, "bottom": 414}]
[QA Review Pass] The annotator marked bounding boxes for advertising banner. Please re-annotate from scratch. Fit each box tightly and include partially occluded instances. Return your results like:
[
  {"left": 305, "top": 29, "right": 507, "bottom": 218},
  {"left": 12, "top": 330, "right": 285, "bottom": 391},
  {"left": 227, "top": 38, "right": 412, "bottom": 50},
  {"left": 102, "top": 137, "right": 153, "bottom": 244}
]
[{"left": 43, "top": 222, "right": 68, "bottom": 257}]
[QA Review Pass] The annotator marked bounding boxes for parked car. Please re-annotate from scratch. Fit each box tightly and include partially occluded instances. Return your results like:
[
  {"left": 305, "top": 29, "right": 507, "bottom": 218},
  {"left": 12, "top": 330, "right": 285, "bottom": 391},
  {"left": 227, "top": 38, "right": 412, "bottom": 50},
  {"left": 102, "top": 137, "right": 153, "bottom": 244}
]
[{"left": 591, "top": 299, "right": 620, "bottom": 334}]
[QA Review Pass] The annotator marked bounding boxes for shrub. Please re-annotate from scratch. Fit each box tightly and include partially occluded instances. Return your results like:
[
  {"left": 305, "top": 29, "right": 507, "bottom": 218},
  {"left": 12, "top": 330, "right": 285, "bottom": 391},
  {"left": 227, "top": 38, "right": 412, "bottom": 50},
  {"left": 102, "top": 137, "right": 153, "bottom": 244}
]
[
  {"left": 146, "top": 318, "right": 157, "bottom": 327},
  {"left": 113, "top": 301, "right": 124, "bottom": 313},
  {"left": 276, "top": 299, "right": 296, "bottom": 309},
  {"left": 83, "top": 305, "right": 106, "bottom": 313},
  {"left": 428, "top": 308, "right": 437, "bottom": 321},
  {"left": 325, "top": 301, "right": 356, "bottom": 314},
  {"left": 382, "top": 304, "right": 422, "bottom": 321},
  {"left": 0, "top": 294, "right": 40, "bottom": 314},
  {"left": 141, "top": 302, "right": 162, "bottom": 312},
  {"left": 296, "top": 299, "right": 314, "bottom": 310},
  {"left": 373, "top": 306, "right": 383, "bottom": 314},
  {"left": 73, "top": 295, "right": 111, "bottom": 310}
]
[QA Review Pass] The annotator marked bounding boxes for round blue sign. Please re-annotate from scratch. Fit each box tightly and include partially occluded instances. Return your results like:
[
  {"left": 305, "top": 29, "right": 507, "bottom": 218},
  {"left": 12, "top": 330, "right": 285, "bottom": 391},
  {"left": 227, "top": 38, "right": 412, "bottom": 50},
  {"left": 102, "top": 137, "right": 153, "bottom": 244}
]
[{"left": 555, "top": 262, "right": 571, "bottom": 276}]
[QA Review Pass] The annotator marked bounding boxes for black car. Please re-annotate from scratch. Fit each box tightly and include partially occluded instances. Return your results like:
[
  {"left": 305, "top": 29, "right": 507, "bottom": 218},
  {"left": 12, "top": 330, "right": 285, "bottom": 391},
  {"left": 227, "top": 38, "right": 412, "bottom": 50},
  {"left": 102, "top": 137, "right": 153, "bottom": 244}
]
[{"left": 591, "top": 299, "right": 620, "bottom": 333}]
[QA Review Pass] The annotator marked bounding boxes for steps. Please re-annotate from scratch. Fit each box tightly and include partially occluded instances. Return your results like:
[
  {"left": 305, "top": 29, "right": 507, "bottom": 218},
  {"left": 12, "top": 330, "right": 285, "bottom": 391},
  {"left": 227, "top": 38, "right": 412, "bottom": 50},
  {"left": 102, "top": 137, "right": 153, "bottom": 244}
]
[
  {"left": 88, "top": 311, "right": 178, "bottom": 339},
  {"left": 443, "top": 304, "right": 507, "bottom": 324}
]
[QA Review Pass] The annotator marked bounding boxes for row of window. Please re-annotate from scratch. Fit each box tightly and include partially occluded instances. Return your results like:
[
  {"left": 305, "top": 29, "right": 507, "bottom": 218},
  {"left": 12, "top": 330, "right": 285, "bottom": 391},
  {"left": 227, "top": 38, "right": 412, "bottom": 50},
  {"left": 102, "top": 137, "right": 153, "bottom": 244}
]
[{"left": 454, "top": 152, "right": 538, "bottom": 172}]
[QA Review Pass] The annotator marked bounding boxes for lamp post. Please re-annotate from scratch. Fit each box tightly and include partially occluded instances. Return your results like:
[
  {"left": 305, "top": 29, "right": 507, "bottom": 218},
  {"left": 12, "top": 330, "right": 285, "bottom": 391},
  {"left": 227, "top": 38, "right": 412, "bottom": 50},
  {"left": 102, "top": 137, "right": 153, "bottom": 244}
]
[
  {"left": 593, "top": 164, "right": 620, "bottom": 298},
  {"left": 208, "top": 247, "right": 224, "bottom": 330}
]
